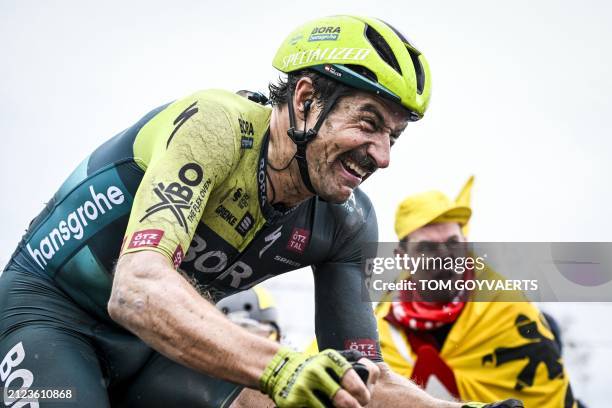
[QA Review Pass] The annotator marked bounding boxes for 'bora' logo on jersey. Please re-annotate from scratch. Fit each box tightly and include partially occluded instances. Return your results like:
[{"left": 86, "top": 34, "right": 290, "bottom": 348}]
[
  {"left": 239, "top": 118, "right": 254, "bottom": 149},
  {"left": 1, "top": 342, "right": 39, "bottom": 406},
  {"left": 238, "top": 118, "right": 254, "bottom": 136}
]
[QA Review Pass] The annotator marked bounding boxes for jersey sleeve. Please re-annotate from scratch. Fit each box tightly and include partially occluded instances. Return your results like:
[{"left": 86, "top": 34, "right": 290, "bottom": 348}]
[
  {"left": 312, "top": 200, "right": 383, "bottom": 361},
  {"left": 121, "top": 93, "right": 240, "bottom": 268}
]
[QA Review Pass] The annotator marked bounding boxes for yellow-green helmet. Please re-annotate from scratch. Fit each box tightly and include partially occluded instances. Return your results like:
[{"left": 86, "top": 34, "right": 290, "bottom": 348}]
[{"left": 273, "top": 15, "right": 431, "bottom": 120}]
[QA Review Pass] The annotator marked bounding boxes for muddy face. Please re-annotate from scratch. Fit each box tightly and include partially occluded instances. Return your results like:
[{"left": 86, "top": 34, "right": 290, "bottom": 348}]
[{"left": 305, "top": 92, "right": 408, "bottom": 203}]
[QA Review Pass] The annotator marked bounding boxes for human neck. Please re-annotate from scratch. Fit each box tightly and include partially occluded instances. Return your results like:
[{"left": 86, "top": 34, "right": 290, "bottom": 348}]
[{"left": 267, "top": 106, "right": 314, "bottom": 207}]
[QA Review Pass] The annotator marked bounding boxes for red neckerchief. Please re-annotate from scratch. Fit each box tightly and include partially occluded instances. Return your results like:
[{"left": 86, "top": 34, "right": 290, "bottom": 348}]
[
  {"left": 385, "top": 268, "right": 474, "bottom": 331},
  {"left": 387, "top": 299, "right": 465, "bottom": 331}
]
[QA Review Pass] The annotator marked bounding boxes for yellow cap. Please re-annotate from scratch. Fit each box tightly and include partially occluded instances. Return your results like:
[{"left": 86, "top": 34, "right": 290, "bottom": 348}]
[{"left": 394, "top": 176, "right": 474, "bottom": 240}]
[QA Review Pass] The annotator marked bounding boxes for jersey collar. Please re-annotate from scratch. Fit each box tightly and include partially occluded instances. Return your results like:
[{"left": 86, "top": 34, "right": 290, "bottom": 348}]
[{"left": 257, "top": 129, "right": 300, "bottom": 224}]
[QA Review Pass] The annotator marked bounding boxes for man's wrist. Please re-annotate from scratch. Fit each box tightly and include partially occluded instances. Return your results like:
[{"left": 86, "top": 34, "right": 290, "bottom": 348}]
[{"left": 259, "top": 346, "right": 294, "bottom": 393}]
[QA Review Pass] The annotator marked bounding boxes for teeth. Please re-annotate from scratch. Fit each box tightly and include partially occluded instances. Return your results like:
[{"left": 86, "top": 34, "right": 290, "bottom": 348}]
[{"left": 342, "top": 157, "right": 367, "bottom": 177}]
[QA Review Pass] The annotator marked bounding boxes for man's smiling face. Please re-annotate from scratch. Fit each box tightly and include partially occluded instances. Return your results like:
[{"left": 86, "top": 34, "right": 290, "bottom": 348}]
[{"left": 306, "top": 91, "right": 409, "bottom": 203}]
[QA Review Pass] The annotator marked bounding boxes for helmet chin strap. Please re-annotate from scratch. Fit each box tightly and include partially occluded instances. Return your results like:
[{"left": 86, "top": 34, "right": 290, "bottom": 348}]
[{"left": 286, "top": 88, "right": 343, "bottom": 195}]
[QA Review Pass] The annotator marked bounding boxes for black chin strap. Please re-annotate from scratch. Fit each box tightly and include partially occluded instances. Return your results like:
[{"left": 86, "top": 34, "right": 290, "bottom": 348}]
[{"left": 286, "top": 88, "right": 343, "bottom": 195}]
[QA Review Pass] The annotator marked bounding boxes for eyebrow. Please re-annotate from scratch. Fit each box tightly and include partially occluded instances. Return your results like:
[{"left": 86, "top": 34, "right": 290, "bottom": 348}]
[
  {"left": 359, "top": 103, "right": 385, "bottom": 123},
  {"left": 358, "top": 103, "right": 406, "bottom": 137},
  {"left": 406, "top": 235, "right": 461, "bottom": 245}
]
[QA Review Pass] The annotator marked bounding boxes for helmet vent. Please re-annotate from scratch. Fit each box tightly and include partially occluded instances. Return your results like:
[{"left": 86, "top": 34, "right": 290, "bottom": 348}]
[
  {"left": 345, "top": 64, "right": 378, "bottom": 82},
  {"left": 365, "top": 25, "right": 402, "bottom": 76},
  {"left": 382, "top": 20, "right": 411, "bottom": 45},
  {"left": 406, "top": 45, "right": 425, "bottom": 95},
  {"left": 379, "top": 20, "right": 426, "bottom": 95}
]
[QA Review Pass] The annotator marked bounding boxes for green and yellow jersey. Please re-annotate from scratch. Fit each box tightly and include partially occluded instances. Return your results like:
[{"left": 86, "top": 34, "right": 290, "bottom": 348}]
[{"left": 6, "top": 89, "right": 382, "bottom": 357}]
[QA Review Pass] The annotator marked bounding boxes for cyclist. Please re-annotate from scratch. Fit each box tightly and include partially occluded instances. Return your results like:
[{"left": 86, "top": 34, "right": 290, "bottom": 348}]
[{"left": 0, "top": 15, "right": 517, "bottom": 408}]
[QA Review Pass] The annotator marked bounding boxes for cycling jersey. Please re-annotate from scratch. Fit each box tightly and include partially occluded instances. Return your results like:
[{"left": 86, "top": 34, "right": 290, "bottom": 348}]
[{"left": 1, "top": 89, "right": 381, "bottom": 407}]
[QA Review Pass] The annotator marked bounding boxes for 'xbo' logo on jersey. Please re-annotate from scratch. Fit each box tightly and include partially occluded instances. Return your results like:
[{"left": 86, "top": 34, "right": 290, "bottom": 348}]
[{"left": 140, "top": 163, "right": 207, "bottom": 233}]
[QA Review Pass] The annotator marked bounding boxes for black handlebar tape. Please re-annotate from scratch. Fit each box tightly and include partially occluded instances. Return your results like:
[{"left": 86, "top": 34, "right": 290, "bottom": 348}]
[{"left": 338, "top": 350, "right": 370, "bottom": 384}]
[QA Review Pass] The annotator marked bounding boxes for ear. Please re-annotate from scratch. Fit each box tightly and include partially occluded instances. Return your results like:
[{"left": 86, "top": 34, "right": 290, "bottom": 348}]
[{"left": 293, "top": 77, "right": 315, "bottom": 121}]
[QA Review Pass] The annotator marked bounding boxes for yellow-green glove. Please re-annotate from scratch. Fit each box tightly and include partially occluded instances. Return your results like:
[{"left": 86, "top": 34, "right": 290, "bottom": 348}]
[{"left": 260, "top": 347, "right": 353, "bottom": 408}]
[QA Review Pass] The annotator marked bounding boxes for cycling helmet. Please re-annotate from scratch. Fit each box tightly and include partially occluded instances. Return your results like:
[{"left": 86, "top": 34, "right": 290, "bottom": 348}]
[
  {"left": 216, "top": 287, "right": 280, "bottom": 340},
  {"left": 273, "top": 15, "right": 431, "bottom": 117}
]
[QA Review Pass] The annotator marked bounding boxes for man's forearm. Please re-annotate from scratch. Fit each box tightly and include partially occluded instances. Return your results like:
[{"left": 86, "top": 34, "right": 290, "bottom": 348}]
[
  {"left": 108, "top": 252, "right": 279, "bottom": 388},
  {"left": 370, "top": 363, "right": 462, "bottom": 408}
]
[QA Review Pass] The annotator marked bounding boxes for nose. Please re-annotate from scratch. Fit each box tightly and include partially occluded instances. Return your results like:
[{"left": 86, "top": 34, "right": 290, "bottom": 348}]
[{"left": 366, "top": 134, "right": 391, "bottom": 169}]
